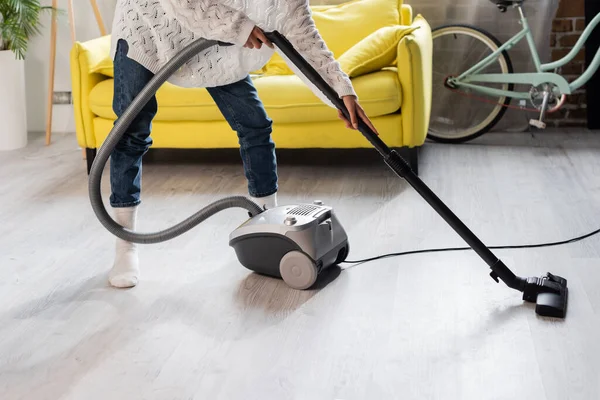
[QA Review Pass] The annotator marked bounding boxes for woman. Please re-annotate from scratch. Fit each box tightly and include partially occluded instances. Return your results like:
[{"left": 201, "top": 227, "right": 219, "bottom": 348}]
[{"left": 107, "top": 0, "right": 378, "bottom": 288}]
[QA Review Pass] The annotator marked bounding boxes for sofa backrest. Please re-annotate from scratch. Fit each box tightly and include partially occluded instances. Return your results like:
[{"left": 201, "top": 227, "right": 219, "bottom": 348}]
[
  {"left": 309, "top": 0, "right": 405, "bottom": 57},
  {"left": 261, "top": 0, "right": 409, "bottom": 75},
  {"left": 85, "top": 0, "right": 411, "bottom": 78}
]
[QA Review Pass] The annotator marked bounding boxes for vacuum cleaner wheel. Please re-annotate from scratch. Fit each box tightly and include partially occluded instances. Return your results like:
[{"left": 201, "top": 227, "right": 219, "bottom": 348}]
[
  {"left": 335, "top": 242, "right": 350, "bottom": 265},
  {"left": 279, "top": 251, "right": 318, "bottom": 290}
]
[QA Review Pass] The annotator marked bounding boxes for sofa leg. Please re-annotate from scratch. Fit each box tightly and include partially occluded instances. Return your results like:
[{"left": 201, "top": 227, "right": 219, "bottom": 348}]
[
  {"left": 86, "top": 148, "right": 97, "bottom": 175},
  {"left": 395, "top": 146, "right": 419, "bottom": 176},
  {"left": 407, "top": 147, "right": 419, "bottom": 176}
]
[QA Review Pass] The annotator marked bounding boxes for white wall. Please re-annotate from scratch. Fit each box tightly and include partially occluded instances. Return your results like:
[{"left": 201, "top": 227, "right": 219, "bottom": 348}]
[{"left": 25, "top": 0, "right": 116, "bottom": 133}]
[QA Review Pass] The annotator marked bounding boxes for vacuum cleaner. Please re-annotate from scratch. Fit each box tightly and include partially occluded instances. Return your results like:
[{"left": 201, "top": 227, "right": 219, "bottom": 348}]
[{"left": 88, "top": 31, "right": 568, "bottom": 318}]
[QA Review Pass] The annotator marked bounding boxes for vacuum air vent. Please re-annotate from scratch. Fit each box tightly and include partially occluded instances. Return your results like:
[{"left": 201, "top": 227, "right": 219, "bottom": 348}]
[{"left": 287, "top": 205, "right": 320, "bottom": 216}]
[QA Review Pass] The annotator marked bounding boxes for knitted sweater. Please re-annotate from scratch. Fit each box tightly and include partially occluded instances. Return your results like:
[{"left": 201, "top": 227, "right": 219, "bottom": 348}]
[{"left": 110, "top": 0, "right": 357, "bottom": 104}]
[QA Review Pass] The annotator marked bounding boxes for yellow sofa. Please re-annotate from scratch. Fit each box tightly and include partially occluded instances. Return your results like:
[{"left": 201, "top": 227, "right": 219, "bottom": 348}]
[{"left": 70, "top": 0, "right": 432, "bottom": 173}]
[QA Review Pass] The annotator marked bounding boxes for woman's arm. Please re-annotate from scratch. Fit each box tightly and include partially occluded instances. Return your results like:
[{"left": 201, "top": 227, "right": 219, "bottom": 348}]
[
  {"left": 280, "top": 0, "right": 356, "bottom": 99},
  {"left": 161, "top": 0, "right": 255, "bottom": 46}
]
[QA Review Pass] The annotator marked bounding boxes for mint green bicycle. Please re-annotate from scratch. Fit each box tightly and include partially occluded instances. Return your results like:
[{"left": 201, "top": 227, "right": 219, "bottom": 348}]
[{"left": 428, "top": 0, "right": 600, "bottom": 143}]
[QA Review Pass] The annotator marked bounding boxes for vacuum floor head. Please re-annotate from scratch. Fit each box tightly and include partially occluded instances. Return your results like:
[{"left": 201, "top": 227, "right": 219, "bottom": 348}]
[{"left": 522, "top": 272, "right": 568, "bottom": 318}]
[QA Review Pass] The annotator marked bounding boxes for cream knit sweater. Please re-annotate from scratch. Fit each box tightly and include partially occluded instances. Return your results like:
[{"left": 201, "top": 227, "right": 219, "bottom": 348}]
[{"left": 110, "top": 0, "right": 357, "bottom": 103}]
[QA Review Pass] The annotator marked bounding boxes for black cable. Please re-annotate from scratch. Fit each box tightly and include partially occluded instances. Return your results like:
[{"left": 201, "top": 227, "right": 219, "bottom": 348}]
[{"left": 342, "top": 226, "right": 600, "bottom": 264}]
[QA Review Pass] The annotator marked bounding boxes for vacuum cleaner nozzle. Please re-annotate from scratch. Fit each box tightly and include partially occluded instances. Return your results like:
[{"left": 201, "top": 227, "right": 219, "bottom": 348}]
[{"left": 522, "top": 272, "right": 568, "bottom": 318}]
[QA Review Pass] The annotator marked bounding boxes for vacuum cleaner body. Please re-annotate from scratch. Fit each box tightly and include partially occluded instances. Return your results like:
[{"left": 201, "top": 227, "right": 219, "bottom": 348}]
[{"left": 229, "top": 201, "right": 349, "bottom": 289}]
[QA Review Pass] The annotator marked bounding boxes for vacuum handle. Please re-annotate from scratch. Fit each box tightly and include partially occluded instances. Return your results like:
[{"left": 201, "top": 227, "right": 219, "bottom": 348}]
[{"left": 263, "top": 31, "right": 392, "bottom": 157}]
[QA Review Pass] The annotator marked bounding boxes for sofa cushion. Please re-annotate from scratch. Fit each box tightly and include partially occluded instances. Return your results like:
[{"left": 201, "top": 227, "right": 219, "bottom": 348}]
[
  {"left": 251, "top": 69, "right": 402, "bottom": 123},
  {"left": 338, "top": 24, "right": 419, "bottom": 78},
  {"left": 310, "top": 0, "right": 402, "bottom": 56},
  {"left": 263, "top": 0, "right": 403, "bottom": 76},
  {"left": 89, "top": 69, "right": 402, "bottom": 123}
]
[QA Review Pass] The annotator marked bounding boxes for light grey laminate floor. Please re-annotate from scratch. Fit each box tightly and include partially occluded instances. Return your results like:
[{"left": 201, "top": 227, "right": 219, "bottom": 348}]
[{"left": 1, "top": 130, "right": 599, "bottom": 400}]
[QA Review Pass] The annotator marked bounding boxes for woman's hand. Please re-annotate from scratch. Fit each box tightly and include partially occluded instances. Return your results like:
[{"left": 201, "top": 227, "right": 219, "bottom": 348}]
[
  {"left": 338, "top": 95, "right": 379, "bottom": 135},
  {"left": 244, "top": 26, "right": 274, "bottom": 49}
]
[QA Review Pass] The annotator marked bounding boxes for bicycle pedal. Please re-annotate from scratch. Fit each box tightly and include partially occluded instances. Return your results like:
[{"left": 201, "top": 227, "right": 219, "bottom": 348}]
[{"left": 529, "top": 119, "right": 546, "bottom": 129}]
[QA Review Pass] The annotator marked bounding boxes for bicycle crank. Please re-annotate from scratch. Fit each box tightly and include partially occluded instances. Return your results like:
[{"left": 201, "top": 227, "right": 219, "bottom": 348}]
[{"left": 529, "top": 83, "right": 566, "bottom": 129}]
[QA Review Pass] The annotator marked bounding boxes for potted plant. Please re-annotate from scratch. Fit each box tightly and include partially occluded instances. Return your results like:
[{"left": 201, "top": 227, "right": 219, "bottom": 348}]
[{"left": 0, "top": 0, "right": 54, "bottom": 150}]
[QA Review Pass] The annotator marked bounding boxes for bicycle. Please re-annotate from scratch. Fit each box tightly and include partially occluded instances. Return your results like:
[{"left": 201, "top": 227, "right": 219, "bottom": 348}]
[{"left": 427, "top": 0, "right": 600, "bottom": 143}]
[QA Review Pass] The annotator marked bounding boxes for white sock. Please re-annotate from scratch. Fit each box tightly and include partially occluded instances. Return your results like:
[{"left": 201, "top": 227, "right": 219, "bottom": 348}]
[
  {"left": 251, "top": 192, "right": 278, "bottom": 210},
  {"left": 109, "top": 206, "right": 140, "bottom": 288}
]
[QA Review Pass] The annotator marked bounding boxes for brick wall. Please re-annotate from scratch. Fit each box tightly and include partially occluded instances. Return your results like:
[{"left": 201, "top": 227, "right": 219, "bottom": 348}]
[{"left": 548, "top": 0, "right": 587, "bottom": 127}]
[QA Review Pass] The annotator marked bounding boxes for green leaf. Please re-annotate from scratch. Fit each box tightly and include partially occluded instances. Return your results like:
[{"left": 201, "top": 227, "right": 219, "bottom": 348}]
[{"left": 0, "top": 0, "right": 59, "bottom": 59}]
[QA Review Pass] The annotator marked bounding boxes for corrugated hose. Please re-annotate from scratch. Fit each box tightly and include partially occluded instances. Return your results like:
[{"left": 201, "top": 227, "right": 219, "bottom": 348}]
[{"left": 88, "top": 37, "right": 263, "bottom": 244}]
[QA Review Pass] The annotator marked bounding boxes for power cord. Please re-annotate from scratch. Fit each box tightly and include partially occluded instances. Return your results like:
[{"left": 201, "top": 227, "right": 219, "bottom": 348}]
[{"left": 342, "top": 226, "right": 600, "bottom": 264}]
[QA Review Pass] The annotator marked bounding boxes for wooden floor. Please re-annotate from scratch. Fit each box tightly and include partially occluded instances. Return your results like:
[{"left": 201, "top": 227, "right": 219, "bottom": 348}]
[{"left": 1, "top": 130, "right": 599, "bottom": 400}]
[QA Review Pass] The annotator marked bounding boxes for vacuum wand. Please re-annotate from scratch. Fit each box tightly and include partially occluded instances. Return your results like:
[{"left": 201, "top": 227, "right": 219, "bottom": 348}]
[{"left": 263, "top": 31, "right": 568, "bottom": 318}]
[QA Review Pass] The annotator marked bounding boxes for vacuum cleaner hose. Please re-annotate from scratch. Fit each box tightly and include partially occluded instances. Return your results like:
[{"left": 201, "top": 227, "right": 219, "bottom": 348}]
[{"left": 88, "top": 37, "right": 264, "bottom": 244}]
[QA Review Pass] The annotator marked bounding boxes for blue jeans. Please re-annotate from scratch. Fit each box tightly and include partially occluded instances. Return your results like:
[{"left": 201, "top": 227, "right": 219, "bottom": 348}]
[{"left": 110, "top": 39, "right": 278, "bottom": 208}]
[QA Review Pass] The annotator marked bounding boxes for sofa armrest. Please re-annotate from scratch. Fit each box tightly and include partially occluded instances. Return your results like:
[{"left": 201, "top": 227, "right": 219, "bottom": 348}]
[
  {"left": 397, "top": 14, "right": 432, "bottom": 147},
  {"left": 70, "top": 35, "right": 113, "bottom": 149}
]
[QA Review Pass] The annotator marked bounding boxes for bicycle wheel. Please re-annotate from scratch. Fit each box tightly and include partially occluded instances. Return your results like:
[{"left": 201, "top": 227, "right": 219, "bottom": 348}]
[{"left": 428, "top": 24, "right": 514, "bottom": 143}]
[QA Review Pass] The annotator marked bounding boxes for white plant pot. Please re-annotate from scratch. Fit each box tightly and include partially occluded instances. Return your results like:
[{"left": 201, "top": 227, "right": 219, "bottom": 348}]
[{"left": 0, "top": 50, "right": 28, "bottom": 151}]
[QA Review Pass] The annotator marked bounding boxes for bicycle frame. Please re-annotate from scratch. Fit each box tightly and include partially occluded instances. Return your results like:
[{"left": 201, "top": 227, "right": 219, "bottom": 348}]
[{"left": 449, "top": 5, "right": 600, "bottom": 100}]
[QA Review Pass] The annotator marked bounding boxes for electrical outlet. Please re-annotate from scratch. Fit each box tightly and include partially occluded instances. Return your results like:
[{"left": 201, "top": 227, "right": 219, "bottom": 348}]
[{"left": 52, "top": 91, "right": 72, "bottom": 105}]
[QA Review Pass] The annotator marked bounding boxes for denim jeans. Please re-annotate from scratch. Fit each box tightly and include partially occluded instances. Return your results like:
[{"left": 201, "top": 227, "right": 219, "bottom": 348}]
[{"left": 110, "top": 39, "right": 278, "bottom": 208}]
